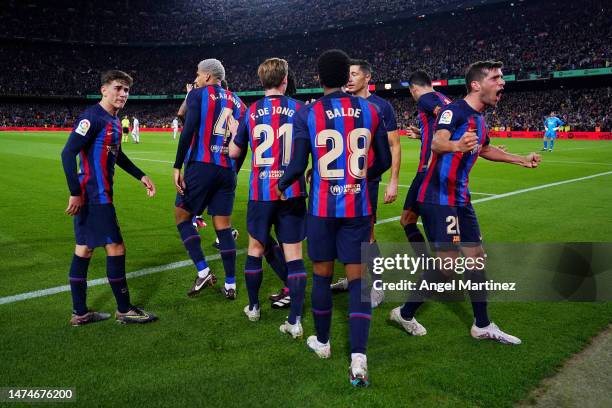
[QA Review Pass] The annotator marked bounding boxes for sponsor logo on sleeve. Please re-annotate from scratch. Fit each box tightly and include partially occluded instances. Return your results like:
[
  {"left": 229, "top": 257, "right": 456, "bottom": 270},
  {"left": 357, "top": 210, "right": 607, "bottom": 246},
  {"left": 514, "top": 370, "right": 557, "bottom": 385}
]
[
  {"left": 438, "top": 110, "right": 453, "bottom": 125},
  {"left": 75, "top": 119, "right": 91, "bottom": 136}
]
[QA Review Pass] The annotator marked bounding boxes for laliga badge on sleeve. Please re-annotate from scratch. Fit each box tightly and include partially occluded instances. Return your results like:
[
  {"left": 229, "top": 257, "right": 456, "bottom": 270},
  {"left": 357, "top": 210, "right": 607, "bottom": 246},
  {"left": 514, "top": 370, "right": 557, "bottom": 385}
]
[
  {"left": 438, "top": 110, "right": 453, "bottom": 125},
  {"left": 75, "top": 119, "right": 91, "bottom": 136}
]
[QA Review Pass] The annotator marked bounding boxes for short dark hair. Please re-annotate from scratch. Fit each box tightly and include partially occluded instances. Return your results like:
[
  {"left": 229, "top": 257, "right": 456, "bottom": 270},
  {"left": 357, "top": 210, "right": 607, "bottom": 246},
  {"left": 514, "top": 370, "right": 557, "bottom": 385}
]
[
  {"left": 350, "top": 59, "right": 372, "bottom": 76},
  {"left": 465, "top": 60, "right": 503, "bottom": 92},
  {"left": 101, "top": 70, "right": 133, "bottom": 87},
  {"left": 408, "top": 70, "right": 432, "bottom": 87},
  {"left": 317, "top": 49, "right": 351, "bottom": 88}
]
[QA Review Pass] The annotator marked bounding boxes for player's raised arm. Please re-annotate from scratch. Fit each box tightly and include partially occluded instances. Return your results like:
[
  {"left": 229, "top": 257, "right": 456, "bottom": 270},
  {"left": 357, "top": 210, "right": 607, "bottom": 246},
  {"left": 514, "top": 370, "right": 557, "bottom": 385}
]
[
  {"left": 479, "top": 144, "right": 541, "bottom": 168},
  {"left": 431, "top": 128, "right": 478, "bottom": 153},
  {"left": 61, "top": 117, "right": 96, "bottom": 215},
  {"left": 431, "top": 107, "right": 477, "bottom": 153}
]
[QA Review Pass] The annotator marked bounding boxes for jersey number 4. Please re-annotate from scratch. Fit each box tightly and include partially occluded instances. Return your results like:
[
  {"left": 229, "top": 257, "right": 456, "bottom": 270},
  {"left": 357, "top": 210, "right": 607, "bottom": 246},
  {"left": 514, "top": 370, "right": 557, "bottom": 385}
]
[{"left": 316, "top": 128, "right": 371, "bottom": 180}]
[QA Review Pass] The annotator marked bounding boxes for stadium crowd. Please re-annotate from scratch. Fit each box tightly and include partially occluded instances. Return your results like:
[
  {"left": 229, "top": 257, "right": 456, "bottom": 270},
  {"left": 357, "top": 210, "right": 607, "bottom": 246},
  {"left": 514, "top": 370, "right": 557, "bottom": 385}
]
[
  {"left": 0, "top": 0, "right": 609, "bottom": 96},
  {"left": 2, "top": 88, "right": 609, "bottom": 131},
  {"left": 0, "top": 0, "right": 482, "bottom": 44}
]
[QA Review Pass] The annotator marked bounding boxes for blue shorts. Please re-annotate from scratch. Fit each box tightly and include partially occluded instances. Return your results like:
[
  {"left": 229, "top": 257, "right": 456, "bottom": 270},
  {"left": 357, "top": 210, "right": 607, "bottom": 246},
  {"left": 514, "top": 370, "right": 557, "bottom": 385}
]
[
  {"left": 367, "top": 180, "right": 380, "bottom": 222},
  {"left": 247, "top": 198, "right": 306, "bottom": 245},
  {"left": 419, "top": 203, "right": 482, "bottom": 250},
  {"left": 175, "top": 162, "right": 236, "bottom": 216},
  {"left": 306, "top": 215, "right": 371, "bottom": 264},
  {"left": 74, "top": 204, "right": 123, "bottom": 248},
  {"left": 545, "top": 131, "right": 557, "bottom": 139},
  {"left": 403, "top": 172, "right": 426, "bottom": 212}
]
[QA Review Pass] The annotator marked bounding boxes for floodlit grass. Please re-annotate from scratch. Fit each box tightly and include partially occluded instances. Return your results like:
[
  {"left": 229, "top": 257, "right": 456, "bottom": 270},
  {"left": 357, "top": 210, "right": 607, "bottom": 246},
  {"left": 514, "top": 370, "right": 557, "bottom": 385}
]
[{"left": 0, "top": 131, "right": 610, "bottom": 407}]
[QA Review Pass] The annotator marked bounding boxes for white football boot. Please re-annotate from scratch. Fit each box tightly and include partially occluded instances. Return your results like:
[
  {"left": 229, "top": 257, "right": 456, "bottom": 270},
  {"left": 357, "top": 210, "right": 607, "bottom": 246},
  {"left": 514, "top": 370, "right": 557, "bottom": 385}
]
[
  {"left": 243, "top": 304, "right": 260, "bottom": 322},
  {"left": 306, "top": 335, "right": 331, "bottom": 358},
  {"left": 470, "top": 322, "right": 521, "bottom": 345},
  {"left": 389, "top": 307, "right": 427, "bottom": 336}
]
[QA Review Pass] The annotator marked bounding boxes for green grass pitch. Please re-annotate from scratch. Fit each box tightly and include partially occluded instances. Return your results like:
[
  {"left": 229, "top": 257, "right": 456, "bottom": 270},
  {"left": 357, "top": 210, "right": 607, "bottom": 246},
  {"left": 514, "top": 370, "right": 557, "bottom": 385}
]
[{"left": 0, "top": 131, "right": 611, "bottom": 407}]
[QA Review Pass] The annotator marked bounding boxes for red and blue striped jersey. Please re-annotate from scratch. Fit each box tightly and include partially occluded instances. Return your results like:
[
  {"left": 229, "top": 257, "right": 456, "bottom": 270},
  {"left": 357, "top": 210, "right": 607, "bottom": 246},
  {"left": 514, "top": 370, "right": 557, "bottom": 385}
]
[
  {"left": 234, "top": 95, "right": 307, "bottom": 201},
  {"left": 294, "top": 91, "right": 387, "bottom": 218},
  {"left": 417, "top": 99, "right": 490, "bottom": 207},
  {"left": 185, "top": 85, "right": 245, "bottom": 169},
  {"left": 365, "top": 93, "right": 397, "bottom": 182},
  {"left": 71, "top": 104, "right": 122, "bottom": 204},
  {"left": 416, "top": 91, "right": 452, "bottom": 173}
]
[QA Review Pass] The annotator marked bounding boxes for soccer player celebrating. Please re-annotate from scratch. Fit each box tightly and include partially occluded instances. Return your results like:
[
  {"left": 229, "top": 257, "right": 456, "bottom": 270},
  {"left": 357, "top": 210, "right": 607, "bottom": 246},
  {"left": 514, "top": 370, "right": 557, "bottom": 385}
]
[
  {"left": 278, "top": 50, "right": 391, "bottom": 387},
  {"left": 131, "top": 116, "right": 140, "bottom": 144},
  {"left": 172, "top": 117, "right": 179, "bottom": 140},
  {"left": 229, "top": 58, "right": 307, "bottom": 337},
  {"left": 390, "top": 61, "right": 540, "bottom": 344},
  {"left": 61, "top": 70, "right": 158, "bottom": 326},
  {"left": 543, "top": 111, "right": 564, "bottom": 152},
  {"left": 330, "top": 60, "right": 400, "bottom": 309},
  {"left": 173, "top": 59, "right": 245, "bottom": 300},
  {"left": 400, "top": 70, "right": 451, "bottom": 256},
  {"left": 121, "top": 115, "right": 130, "bottom": 143}
]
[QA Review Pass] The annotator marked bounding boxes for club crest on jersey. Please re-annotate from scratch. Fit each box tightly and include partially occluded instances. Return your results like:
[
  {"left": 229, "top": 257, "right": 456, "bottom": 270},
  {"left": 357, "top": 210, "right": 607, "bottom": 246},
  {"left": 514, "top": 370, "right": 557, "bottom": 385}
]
[
  {"left": 438, "top": 110, "right": 453, "bottom": 125},
  {"left": 75, "top": 119, "right": 90, "bottom": 136}
]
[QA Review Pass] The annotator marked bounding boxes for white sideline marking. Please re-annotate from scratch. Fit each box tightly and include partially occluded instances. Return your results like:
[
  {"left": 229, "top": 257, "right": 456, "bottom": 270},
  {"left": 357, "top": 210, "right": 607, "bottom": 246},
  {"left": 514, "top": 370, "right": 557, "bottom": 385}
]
[
  {"left": 374, "top": 170, "right": 612, "bottom": 225},
  {"left": 1, "top": 171, "right": 611, "bottom": 306},
  {"left": 0, "top": 250, "right": 245, "bottom": 306},
  {"left": 379, "top": 182, "right": 496, "bottom": 195}
]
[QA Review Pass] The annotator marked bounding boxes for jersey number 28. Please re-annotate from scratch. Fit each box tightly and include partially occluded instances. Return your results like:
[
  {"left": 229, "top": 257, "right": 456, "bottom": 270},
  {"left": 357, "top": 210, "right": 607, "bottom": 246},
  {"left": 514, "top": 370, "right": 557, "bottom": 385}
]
[{"left": 316, "top": 128, "right": 371, "bottom": 180}]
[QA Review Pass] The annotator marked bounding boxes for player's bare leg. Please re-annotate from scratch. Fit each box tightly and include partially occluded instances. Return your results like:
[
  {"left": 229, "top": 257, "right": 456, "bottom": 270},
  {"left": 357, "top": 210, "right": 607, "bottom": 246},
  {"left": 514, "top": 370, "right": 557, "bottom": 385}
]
[
  {"left": 176, "top": 206, "right": 217, "bottom": 296},
  {"left": 213, "top": 215, "right": 237, "bottom": 299},
  {"left": 279, "top": 242, "right": 306, "bottom": 338}
]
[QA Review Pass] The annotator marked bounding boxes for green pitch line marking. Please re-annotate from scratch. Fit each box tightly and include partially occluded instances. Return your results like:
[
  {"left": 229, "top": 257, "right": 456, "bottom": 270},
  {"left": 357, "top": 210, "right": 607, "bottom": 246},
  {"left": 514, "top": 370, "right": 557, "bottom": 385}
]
[{"left": 0, "top": 170, "right": 610, "bottom": 306}]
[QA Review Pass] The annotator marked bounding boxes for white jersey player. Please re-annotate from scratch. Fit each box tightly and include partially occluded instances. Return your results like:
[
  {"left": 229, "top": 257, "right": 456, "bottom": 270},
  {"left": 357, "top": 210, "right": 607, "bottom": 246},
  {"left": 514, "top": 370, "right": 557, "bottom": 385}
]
[
  {"left": 172, "top": 117, "right": 179, "bottom": 140},
  {"left": 131, "top": 117, "right": 140, "bottom": 143}
]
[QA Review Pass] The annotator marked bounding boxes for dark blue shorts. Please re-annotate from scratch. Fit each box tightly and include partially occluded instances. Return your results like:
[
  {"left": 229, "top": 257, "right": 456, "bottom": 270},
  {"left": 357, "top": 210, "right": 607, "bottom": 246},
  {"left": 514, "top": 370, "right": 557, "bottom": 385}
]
[
  {"left": 306, "top": 215, "right": 371, "bottom": 264},
  {"left": 175, "top": 162, "right": 236, "bottom": 216},
  {"left": 367, "top": 180, "right": 380, "bottom": 221},
  {"left": 403, "top": 171, "right": 426, "bottom": 212},
  {"left": 74, "top": 204, "right": 123, "bottom": 248},
  {"left": 419, "top": 203, "right": 482, "bottom": 250},
  {"left": 247, "top": 198, "right": 306, "bottom": 245}
]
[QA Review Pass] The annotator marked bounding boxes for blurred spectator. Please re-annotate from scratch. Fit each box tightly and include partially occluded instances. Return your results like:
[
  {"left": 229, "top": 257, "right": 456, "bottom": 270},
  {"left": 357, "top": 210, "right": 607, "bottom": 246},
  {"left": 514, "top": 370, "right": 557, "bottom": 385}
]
[
  {"left": 1, "top": 87, "right": 609, "bottom": 131},
  {"left": 0, "top": 0, "right": 609, "bottom": 95}
]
